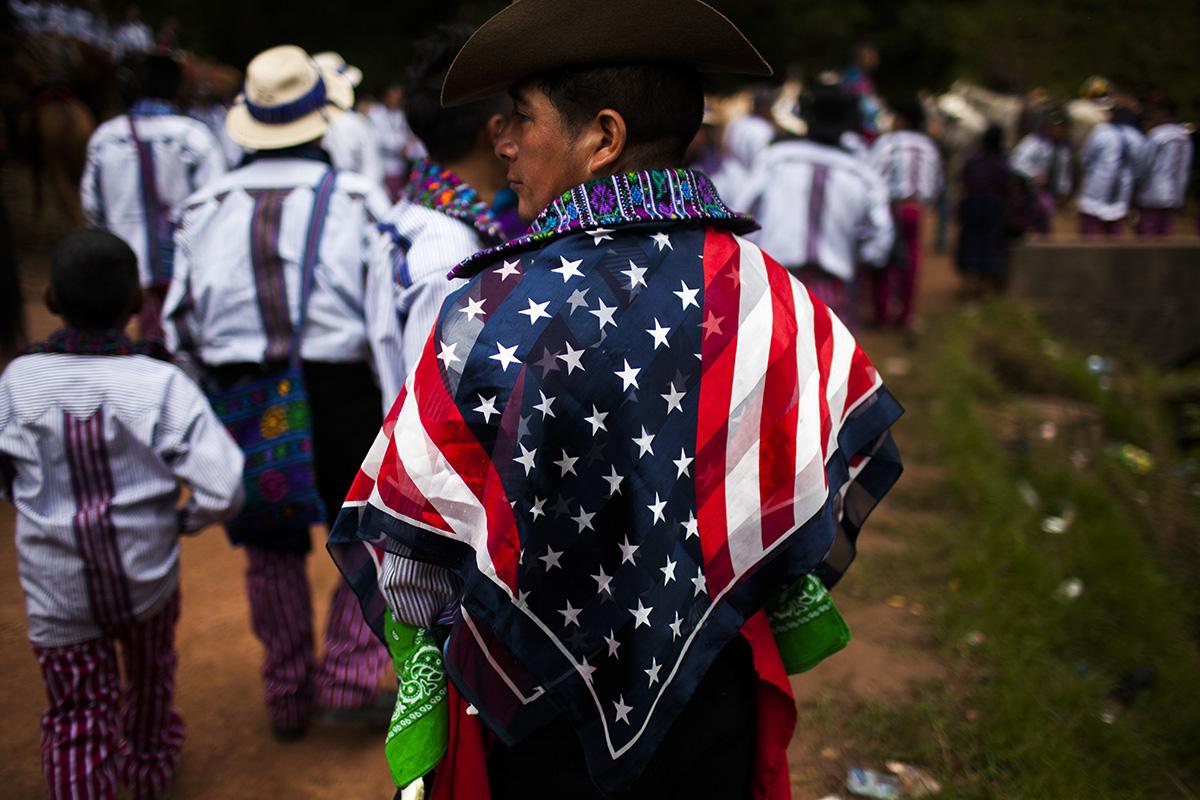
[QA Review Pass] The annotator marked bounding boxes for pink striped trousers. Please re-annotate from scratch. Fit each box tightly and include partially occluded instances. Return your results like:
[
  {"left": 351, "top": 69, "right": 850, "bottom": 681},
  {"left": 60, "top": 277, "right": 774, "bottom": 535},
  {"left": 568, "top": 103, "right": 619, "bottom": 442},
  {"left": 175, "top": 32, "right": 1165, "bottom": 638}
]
[
  {"left": 33, "top": 590, "right": 184, "bottom": 800},
  {"left": 244, "top": 546, "right": 389, "bottom": 734}
]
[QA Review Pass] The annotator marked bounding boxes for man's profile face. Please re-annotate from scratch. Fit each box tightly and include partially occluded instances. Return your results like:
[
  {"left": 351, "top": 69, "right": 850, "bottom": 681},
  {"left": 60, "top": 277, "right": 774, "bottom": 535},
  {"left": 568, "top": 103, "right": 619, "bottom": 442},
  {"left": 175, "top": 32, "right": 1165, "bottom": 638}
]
[{"left": 495, "top": 82, "right": 594, "bottom": 222}]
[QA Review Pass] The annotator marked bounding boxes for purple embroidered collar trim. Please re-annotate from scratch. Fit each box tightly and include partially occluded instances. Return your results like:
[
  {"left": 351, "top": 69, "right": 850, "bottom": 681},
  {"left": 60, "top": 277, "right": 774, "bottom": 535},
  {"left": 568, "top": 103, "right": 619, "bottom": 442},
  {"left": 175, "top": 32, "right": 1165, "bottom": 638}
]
[
  {"left": 23, "top": 328, "right": 172, "bottom": 361},
  {"left": 448, "top": 168, "right": 755, "bottom": 279}
]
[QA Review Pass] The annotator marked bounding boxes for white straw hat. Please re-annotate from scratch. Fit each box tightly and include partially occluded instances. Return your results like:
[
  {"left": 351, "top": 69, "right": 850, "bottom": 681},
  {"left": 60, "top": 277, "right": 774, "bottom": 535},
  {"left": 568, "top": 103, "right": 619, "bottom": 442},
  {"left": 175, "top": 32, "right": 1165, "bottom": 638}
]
[
  {"left": 313, "top": 51, "right": 363, "bottom": 93},
  {"left": 226, "top": 45, "right": 352, "bottom": 150}
]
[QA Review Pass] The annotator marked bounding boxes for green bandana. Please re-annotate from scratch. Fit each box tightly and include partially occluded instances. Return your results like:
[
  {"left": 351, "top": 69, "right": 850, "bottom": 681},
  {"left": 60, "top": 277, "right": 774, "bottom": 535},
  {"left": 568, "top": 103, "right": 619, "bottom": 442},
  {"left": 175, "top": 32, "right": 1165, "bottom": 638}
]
[
  {"left": 767, "top": 574, "right": 851, "bottom": 673},
  {"left": 383, "top": 612, "right": 449, "bottom": 788}
]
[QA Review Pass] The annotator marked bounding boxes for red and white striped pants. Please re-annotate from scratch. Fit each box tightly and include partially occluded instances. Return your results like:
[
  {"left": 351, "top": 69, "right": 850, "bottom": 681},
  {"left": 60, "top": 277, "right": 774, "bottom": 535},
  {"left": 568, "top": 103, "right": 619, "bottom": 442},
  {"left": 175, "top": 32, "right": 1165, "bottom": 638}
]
[
  {"left": 244, "top": 547, "right": 390, "bottom": 733},
  {"left": 33, "top": 590, "right": 184, "bottom": 800}
]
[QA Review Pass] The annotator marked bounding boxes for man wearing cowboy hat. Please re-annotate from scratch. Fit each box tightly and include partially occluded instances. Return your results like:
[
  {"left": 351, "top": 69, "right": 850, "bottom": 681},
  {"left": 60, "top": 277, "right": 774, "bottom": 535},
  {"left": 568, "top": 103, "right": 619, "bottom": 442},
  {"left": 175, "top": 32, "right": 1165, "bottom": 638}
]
[
  {"left": 164, "top": 44, "right": 404, "bottom": 741},
  {"left": 330, "top": 3, "right": 903, "bottom": 797},
  {"left": 316, "top": 51, "right": 385, "bottom": 189}
]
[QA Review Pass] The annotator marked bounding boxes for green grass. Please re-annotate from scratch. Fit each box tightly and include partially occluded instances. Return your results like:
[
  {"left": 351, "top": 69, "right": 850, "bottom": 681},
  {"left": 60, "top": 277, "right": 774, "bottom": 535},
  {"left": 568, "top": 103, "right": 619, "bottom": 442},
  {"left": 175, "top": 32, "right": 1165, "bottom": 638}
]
[{"left": 831, "top": 301, "right": 1200, "bottom": 799}]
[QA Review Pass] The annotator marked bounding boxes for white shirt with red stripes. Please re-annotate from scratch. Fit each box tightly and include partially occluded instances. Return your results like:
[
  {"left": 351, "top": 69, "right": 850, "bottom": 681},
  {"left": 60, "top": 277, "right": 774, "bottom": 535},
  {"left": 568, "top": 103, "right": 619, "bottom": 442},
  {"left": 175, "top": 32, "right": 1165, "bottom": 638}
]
[{"left": 0, "top": 352, "right": 244, "bottom": 647}]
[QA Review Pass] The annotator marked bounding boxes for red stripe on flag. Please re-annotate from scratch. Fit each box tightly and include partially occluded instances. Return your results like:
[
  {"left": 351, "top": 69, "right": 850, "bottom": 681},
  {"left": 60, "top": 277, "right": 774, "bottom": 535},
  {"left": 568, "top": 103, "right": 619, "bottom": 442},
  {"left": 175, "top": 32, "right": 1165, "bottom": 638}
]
[
  {"left": 758, "top": 254, "right": 800, "bottom": 550},
  {"left": 808, "top": 289, "right": 834, "bottom": 468},
  {"left": 695, "top": 229, "right": 740, "bottom": 595},
  {"left": 412, "top": 333, "right": 522, "bottom": 591},
  {"left": 842, "top": 342, "right": 881, "bottom": 422},
  {"left": 345, "top": 387, "right": 409, "bottom": 503}
]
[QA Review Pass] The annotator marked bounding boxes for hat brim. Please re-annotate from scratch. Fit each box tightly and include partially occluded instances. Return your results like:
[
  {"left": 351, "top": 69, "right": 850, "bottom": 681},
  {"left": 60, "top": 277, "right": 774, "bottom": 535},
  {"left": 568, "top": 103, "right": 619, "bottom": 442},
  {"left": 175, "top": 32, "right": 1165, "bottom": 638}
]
[
  {"left": 442, "top": 0, "right": 772, "bottom": 107},
  {"left": 226, "top": 64, "right": 351, "bottom": 150}
]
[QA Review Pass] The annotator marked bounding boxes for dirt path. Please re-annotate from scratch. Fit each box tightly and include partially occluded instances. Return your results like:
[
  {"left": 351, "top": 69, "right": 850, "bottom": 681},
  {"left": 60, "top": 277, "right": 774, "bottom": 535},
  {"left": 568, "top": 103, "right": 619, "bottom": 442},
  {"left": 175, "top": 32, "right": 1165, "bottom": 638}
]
[{"left": 0, "top": 168, "right": 960, "bottom": 799}]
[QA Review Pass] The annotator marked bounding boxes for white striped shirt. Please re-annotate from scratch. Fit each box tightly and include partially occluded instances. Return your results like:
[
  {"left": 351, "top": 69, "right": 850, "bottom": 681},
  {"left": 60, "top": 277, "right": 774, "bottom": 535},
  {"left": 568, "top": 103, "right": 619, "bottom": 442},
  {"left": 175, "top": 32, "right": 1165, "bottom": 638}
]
[
  {"left": 741, "top": 139, "right": 895, "bottom": 281},
  {"left": 1136, "top": 123, "right": 1193, "bottom": 209},
  {"left": 1010, "top": 133, "right": 1074, "bottom": 198},
  {"left": 81, "top": 109, "right": 227, "bottom": 288},
  {"left": 1078, "top": 123, "right": 1148, "bottom": 220},
  {"left": 323, "top": 111, "right": 384, "bottom": 189},
  {"left": 0, "top": 353, "right": 244, "bottom": 646},
  {"left": 870, "top": 130, "right": 942, "bottom": 203},
  {"left": 163, "top": 158, "right": 407, "bottom": 411},
  {"left": 367, "top": 107, "right": 426, "bottom": 179}
]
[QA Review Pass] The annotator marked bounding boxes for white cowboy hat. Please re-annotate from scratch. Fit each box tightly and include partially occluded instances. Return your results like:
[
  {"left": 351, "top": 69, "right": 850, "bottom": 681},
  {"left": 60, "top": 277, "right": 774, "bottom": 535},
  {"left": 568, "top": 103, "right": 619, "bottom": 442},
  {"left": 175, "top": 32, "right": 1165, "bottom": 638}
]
[
  {"left": 226, "top": 45, "right": 352, "bottom": 150},
  {"left": 313, "top": 51, "right": 363, "bottom": 93}
]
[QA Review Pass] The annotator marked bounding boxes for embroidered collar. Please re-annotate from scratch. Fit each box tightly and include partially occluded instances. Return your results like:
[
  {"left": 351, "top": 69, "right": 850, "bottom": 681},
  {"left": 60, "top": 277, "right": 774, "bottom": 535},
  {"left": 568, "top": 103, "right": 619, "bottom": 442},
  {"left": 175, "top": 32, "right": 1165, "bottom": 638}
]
[
  {"left": 449, "top": 168, "right": 755, "bottom": 279},
  {"left": 23, "top": 328, "right": 172, "bottom": 362},
  {"left": 130, "top": 99, "right": 178, "bottom": 117},
  {"left": 403, "top": 159, "right": 507, "bottom": 245}
]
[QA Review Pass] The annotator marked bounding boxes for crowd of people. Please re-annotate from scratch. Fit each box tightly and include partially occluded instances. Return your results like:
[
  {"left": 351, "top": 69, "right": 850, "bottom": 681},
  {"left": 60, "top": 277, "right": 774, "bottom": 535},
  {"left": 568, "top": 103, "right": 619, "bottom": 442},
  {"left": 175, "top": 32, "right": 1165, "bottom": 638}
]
[{"left": 0, "top": 2, "right": 1195, "bottom": 800}]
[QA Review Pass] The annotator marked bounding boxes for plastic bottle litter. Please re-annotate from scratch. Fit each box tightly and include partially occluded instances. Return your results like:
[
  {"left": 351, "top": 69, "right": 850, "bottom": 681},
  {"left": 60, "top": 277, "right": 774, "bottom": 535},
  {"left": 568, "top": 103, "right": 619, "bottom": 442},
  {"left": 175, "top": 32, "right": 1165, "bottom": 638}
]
[
  {"left": 1086, "top": 354, "right": 1113, "bottom": 375},
  {"left": 885, "top": 761, "right": 943, "bottom": 797},
  {"left": 1041, "top": 507, "right": 1076, "bottom": 535},
  {"left": 1055, "top": 578, "right": 1084, "bottom": 601},
  {"left": 846, "top": 768, "right": 902, "bottom": 799}
]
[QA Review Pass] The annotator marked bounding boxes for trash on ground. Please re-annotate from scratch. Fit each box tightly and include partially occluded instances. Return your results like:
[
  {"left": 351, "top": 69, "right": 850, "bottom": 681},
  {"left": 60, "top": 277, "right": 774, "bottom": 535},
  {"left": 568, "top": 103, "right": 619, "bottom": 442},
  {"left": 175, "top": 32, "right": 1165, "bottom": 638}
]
[
  {"left": 1038, "top": 421, "right": 1058, "bottom": 441},
  {"left": 885, "top": 761, "right": 943, "bottom": 797},
  {"left": 1055, "top": 578, "right": 1084, "bottom": 601},
  {"left": 1099, "top": 699, "right": 1121, "bottom": 725},
  {"left": 964, "top": 708, "right": 980, "bottom": 722},
  {"left": 1115, "top": 443, "right": 1154, "bottom": 474},
  {"left": 1016, "top": 480, "right": 1039, "bottom": 508},
  {"left": 882, "top": 357, "right": 911, "bottom": 377},
  {"left": 816, "top": 796, "right": 844, "bottom": 800},
  {"left": 821, "top": 746, "right": 841, "bottom": 760},
  {"left": 1041, "top": 507, "right": 1076, "bottom": 534},
  {"left": 885, "top": 594, "right": 908, "bottom": 609},
  {"left": 1070, "top": 449, "right": 1090, "bottom": 470},
  {"left": 1085, "top": 354, "right": 1113, "bottom": 376},
  {"left": 846, "top": 767, "right": 902, "bottom": 799},
  {"left": 909, "top": 602, "right": 925, "bottom": 617},
  {"left": 963, "top": 630, "right": 986, "bottom": 647}
]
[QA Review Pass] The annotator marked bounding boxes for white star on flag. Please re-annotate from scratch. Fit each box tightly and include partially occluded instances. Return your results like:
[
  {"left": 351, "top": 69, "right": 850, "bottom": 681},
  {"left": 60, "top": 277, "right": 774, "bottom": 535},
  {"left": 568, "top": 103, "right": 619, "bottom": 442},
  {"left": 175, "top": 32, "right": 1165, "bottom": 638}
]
[
  {"left": 517, "top": 589, "right": 530, "bottom": 608},
  {"left": 650, "top": 231, "right": 673, "bottom": 251},
  {"left": 437, "top": 341, "right": 461, "bottom": 368},
  {"left": 519, "top": 297, "right": 551, "bottom": 324},
  {"left": 577, "top": 657, "right": 596, "bottom": 682},
  {"left": 603, "top": 465, "right": 624, "bottom": 496},
  {"left": 669, "top": 611, "right": 684, "bottom": 640},
  {"left": 587, "top": 227, "right": 614, "bottom": 245},
  {"left": 673, "top": 448, "right": 693, "bottom": 478},
  {"left": 554, "top": 449, "right": 578, "bottom": 476},
  {"left": 692, "top": 569, "right": 707, "bottom": 596},
  {"left": 495, "top": 259, "right": 521, "bottom": 280},
  {"left": 584, "top": 405, "right": 608, "bottom": 435},
  {"left": 614, "top": 359, "right": 641, "bottom": 391},
  {"left": 539, "top": 546, "right": 563, "bottom": 570},
  {"left": 513, "top": 444, "right": 537, "bottom": 475},
  {"left": 572, "top": 506, "right": 596, "bottom": 532},
  {"left": 618, "top": 535, "right": 640, "bottom": 565},
  {"left": 660, "top": 556, "right": 677, "bottom": 584},
  {"left": 647, "top": 492, "right": 667, "bottom": 524},
  {"left": 592, "top": 566, "right": 613, "bottom": 595},
  {"left": 630, "top": 599, "right": 653, "bottom": 628},
  {"left": 559, "top": 600, "right": 581, "bottom": 627},
  {"left": 490, "top": 342, "right": 520, "bottom": 371},
  {"left": 613, "top": 695, "right": 632, "bottom": 724},
  {"left": 621, "top": 260, "right": 648, "bottom": 289},
  {"left": 646, "top": 318, "right": 671, "bottom": 349},
  {"left": 529, "top": 496, "right": 546, "bottom": 520},
  {"left": 589, "top": 298, "right": 618, "bottom": 330},
  {"left": 565, "top": 287, "right": 590, "bottom": 313},
  {"left": 674, "top": 280, "right": 699, "bottom": 309},
  {"left": 474, "top": 394, "right": 499, "bottom": 423},
  {"left": 557, "top": 342, "right": 586, "bottom": 374},
  {"left": 644, "top": 657, "right": 662, "bottom": 686},
  {"left": 552, "top": 256, "right": 584, "bottom": 282},
  {"left": 661, "top": 382, "right": 686, "bottom": 414},
  {"left": 632, "top": 426, "right": 656, "bottom": 457},
  {"left": 533, "top": 390, "right": 556, "bottom": 419},
  {"left": 605, "top": 629, "right": 621, "bottom": 658},
  {"left": 459, "top": 296, "right": 486, "bottom": 321},
  {"left": 682, "top": 512, "right": 699, "bottom": 538}
]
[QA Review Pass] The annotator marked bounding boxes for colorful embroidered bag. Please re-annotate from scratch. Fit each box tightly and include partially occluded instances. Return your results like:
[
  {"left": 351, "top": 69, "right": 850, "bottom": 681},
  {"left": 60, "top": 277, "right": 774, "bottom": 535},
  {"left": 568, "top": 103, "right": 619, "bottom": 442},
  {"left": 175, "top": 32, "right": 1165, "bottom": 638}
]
[{"left": 208, "top": 170, "right": 337, "bottom": 544}]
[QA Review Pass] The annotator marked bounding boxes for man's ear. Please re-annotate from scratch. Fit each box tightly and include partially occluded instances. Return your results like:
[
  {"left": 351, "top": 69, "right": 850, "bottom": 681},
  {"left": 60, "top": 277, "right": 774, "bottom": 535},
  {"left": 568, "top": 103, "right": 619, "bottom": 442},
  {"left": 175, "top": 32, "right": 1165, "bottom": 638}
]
[
  {"left": 585, "top": 108, "right": 627, "bottom": 176},
  {"left": 43, "top": 285, "right": 61, "bottom": 316},
  {"left": 484, "top": 113, "right": 506, "bottom": 145}
]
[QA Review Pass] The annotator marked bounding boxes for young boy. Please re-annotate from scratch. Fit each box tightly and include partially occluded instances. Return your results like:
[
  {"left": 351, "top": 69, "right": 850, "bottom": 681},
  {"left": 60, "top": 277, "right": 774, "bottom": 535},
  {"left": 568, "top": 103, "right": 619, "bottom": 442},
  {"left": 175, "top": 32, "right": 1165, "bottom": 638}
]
[{"left": 0, "top": 229, "right": 244, "bottom": 800}]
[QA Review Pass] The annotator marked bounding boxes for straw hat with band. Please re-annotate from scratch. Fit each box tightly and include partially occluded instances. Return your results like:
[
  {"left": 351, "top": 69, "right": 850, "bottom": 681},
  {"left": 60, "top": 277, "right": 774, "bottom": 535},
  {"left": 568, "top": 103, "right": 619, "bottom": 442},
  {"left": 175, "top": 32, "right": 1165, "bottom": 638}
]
[
  {"left": 314, "top": 51, "right": 364, "bottom": 92},
  {"left": 227, "top": 45, "right": 352, "bottom": 151},
  {"left": 441, "top": 0, "right": 773, "bottom": 107}
]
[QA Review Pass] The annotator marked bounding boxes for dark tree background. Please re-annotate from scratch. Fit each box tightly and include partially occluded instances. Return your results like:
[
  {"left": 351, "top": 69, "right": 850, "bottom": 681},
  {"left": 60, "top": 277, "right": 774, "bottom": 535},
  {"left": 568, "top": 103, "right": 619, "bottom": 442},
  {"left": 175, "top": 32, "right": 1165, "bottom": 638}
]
[{"left": 131, "top": 0, "right": 1200, "bottom": 114}]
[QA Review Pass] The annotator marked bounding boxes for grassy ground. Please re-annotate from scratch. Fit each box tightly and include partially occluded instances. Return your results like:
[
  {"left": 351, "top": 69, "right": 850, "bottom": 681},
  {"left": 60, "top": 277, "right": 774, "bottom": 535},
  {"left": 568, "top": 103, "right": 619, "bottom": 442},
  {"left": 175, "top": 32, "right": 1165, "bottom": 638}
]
[{"left": 820, "top": 301, "right": 1200, "bottom": 798}]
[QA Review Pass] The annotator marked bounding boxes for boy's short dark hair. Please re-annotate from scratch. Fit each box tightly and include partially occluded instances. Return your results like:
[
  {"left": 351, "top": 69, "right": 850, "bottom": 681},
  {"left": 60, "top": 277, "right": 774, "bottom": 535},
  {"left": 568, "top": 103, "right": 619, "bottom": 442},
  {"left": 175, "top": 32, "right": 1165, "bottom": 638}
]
[
  {"left": 537, "top": 62, "right": 705, "bottom": 167},
  {"left": 407, "top": 25, "right": 509, "bottom": 164},
  {"left": 139, "top": 53, "right": 182, "bottom": 102},
  {"left": 51, "top": 230, "right": 140, "bottom": 331},
  {"left": 889, "top": 96, "right": 926, "bottom": 132}
]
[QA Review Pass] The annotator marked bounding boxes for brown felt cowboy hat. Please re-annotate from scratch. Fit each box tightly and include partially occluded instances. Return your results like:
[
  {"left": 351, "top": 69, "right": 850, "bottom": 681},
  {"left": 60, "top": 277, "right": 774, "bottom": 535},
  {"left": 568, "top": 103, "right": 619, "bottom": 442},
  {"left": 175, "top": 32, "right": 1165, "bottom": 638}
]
[{"left": 441, "top": 0, "right": 773, "bottom": 107}]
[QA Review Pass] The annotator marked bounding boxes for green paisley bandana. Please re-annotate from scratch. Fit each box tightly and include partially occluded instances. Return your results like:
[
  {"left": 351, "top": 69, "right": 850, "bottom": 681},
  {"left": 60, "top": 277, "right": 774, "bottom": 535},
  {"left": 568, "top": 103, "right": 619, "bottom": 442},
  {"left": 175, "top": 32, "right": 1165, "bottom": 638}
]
[
  {"left": 384, "top": 612, "right": 449, "bottom": 788},
  {"left": 767, "top": 574, "right": 851, "bottom": 674}
]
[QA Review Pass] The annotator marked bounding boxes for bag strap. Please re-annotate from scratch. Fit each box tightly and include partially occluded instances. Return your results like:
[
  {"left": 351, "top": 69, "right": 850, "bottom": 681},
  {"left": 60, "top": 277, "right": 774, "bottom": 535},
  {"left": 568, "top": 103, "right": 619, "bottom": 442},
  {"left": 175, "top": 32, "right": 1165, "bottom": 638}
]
[
  {"left": 128, "top": 114, "right": 169, "bottom": 285},
  {"left": 288, "top": 168, "right": 338, "bottom": 367}
]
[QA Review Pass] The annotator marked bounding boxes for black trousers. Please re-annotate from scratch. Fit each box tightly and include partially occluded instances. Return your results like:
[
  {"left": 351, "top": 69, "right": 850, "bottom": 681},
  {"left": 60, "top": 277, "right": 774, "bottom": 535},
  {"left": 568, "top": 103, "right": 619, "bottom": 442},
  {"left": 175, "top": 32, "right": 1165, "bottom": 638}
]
[
  {"left": 208, "top": 359, "right": 383, "bottom": 551},
  {"left": 487, "top": 635, "right": 758, "bottom": 800}
]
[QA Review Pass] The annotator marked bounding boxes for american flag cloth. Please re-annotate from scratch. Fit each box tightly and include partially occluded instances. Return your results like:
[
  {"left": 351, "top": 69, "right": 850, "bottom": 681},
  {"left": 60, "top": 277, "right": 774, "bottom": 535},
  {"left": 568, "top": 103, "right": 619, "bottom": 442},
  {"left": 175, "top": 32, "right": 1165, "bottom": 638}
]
[{"left": 330, "top": 168, "right": 902, "bottom": 791}]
